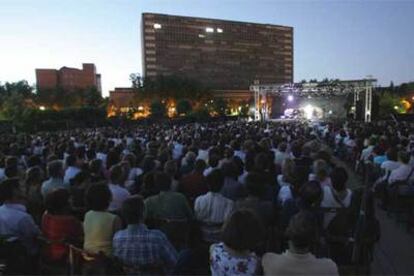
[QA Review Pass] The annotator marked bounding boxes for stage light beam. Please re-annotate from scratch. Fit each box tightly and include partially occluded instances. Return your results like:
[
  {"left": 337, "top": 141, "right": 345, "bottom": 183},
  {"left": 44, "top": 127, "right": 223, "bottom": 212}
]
[{"left": 287, "top": 95, "right": 294, "bottom": 102}]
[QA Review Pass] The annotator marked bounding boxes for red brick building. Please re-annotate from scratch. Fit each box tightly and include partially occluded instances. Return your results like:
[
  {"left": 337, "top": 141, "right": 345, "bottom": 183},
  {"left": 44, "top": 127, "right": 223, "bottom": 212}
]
[{"left": 36, "top": 63, "right": 101, "bottom": 94}]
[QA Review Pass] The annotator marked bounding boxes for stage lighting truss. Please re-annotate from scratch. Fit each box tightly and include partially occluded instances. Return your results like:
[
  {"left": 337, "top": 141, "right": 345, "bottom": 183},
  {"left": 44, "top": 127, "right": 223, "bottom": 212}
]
[{"left": 250, "top": 78, "right": 377, "bottom": 122}]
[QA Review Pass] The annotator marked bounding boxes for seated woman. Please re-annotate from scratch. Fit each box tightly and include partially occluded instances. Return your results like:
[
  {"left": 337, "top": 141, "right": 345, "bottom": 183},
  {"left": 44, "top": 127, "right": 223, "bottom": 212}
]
[
  {"left": 41, "top": 188, "right": 83, "bottom": 264},
  {"left": 210, "top": 209, "right": 264, "bottom": 276},
  {"left": 83, "top": 184, "right": 123, "bottom": 256},
  {"left": 320, "top": 167, "right": 353, "bottom": 228},
  {"left": 309, "top": 159, "right": 332, "bottom": 187}
]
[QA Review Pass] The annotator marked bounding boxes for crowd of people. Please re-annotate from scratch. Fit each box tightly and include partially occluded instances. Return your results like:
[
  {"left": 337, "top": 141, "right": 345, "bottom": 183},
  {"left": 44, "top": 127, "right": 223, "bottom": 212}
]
[{"left": 0, "top": 118, "right": 412, "bottom": 275}]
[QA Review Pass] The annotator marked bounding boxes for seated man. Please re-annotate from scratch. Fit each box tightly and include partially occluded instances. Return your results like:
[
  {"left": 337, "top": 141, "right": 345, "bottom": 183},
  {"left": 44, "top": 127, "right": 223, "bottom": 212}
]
[
  {"left": 194, "top": 169, "right": 234, "bottom": 242},
  {"left": 144, "top": 172, "right": 193, "bottom": 221},
  {"left": 41, "top": 160, "right": 68, "bottom": 198},
  {"left": 113, "top": 195, "right": 178, "bottom": 273},
  {"left": 262, "top": 211, "right": 338, "bottom": 275},
  {"left": 0, "top": 178, "right": 40, "bottom": 256}
]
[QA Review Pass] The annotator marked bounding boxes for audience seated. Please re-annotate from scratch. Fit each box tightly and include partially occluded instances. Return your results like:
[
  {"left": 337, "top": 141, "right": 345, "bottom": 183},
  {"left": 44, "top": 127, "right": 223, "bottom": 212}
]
[
  {"left": 83, "top": 184, "right": 122, "bottom": 255},
  {"left": 41, "top": 160, "right": 67, "bottom": 198},
  {"left": 113, "top": 195, "right": 177, "bottom": 274},
  {"left": 262, "top": 211, "right": 339, "bottom": 275},
  {"left": 210, "top": 209, "right": 264, "bottom": 276},
  {"left": 41, "top": 189, "right": 83, "bottom": 264}
]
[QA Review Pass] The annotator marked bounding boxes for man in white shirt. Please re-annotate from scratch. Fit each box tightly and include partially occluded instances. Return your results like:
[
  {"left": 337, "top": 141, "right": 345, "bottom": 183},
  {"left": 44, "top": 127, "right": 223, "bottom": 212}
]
[
  {"left": 360, "top": 137, "right": 376, "bottom": 162},
  {"left": 63, "top": 155, "right": 81, "bottom": 185},
  {"left": 0, "top": 178, "right": 40, "bottom": 256},
  {"left": 108, "top": 164, "right": 130, "bottom": 212},
  {"left": 388, "top": 151, "right": 414, "bottom": 185},
  {"left": 274, "top": 142, "right": 289, "bottom": 166},
  {"left": 262, "top": 211, "right": 338, "bottom": 275},
  {"left": 194, "top": 170, "right": 234, "bottom": 242}
]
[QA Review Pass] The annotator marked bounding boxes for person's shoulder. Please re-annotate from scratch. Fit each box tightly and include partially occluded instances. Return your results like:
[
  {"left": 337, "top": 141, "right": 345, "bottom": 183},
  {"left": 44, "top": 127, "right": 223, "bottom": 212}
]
[
  {"left": 262, "top": 252, "right": 282, "bottom": 267},
  {"left": 316, "top": 257, "right": 339, "bottom": 273}
]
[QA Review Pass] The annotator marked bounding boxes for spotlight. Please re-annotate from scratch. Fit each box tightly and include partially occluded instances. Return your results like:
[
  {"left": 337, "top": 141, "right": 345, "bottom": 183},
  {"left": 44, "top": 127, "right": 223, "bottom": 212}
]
[{"left": 287, "top": 95, "right": 294, "bottom": 102}]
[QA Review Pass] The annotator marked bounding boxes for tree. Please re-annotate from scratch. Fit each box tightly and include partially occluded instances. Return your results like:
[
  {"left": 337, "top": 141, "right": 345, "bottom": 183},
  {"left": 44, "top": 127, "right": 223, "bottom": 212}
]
[
  {"left": 2, "top": 93, "right": 27, "bottom": 121},
  {"left": 176, "top": 99, "right": 192, "bottom": 115},
  {"left": 212, "top": 98, "right": 228, "bottom": 116},
  {"left": 378, "top": 91, "right": 401, "bottom": 117},
  {"left": 150, "top": 100, "right": 166, "bottom": 118},
  {"left": 84, "top": 87, "right": 103, "bottom": 107},
  {"left": 130, "top": 73, "right": 143, "bottom": 88}
]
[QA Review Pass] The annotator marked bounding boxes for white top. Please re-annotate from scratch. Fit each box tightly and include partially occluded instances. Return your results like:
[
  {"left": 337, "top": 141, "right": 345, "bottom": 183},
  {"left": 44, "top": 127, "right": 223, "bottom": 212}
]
[
  {"left": 203, "top": 167, "right": 216, "bottom": 177},
  {"left": 172, "top": 143, "right": 184, "bottom": 160},
  {"left": 388, "top": 164, "right": 414, "bottom": 184},
  {"left": 278, "top": 185, "right": 293, "bottom": 204},
  {"left": 108, "top": 184, "right": 131, "bottom": 211},
  {"left": 197, "top": 149, "right": 209, "bottom": 162},
  {"left": 381, "top": 160, "right": 400, "bottom": 172},
  {"left": 274, "top": 151, "right": 289, "bottom": 166},
  {"left": 360, "top": 145, "right": 374, "bottom": 161},
  {"left": 96, "top": 152, "right": 107, "bottom": 167},
  {"left": 234, "top": 150, "right": 246, "bottom": 163},
  {"left": 63, "top": 166, "right": 81, "bottom": 184},
  {"left": 320, "top": 186, "right": 352, "bottom": 228},
  {"left": 262, "top": 251, "right": 338, "bottom": 276},
  {"left": 194, "top": 192, "right": 234, "bottom": 223}
]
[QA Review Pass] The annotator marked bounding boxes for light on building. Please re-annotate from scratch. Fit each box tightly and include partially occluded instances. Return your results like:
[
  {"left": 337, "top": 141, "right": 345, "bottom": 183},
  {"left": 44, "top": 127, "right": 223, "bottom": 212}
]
[
  {"left": 138, "top": 106, "right": 144, "bottom": 111},
  {"left": 287, "top": 95, "right": 294, "bottom": 102},
  {"left": 217, "top": 28, "right": 223, "bottom": 33},
  {"left": 153, "top": 23, "right": 162, "bottom": 29},
  {"left": 394, "top": 105, "right": 398, "bottom": 110},
  {"left": 328, "top": 110, "right": 333, "bottom": 114},
  {"left": 198, "top": 34, "right": 206, "bottom": 38},
  {"left": 307, "top": 95, "right": 312, "bottom": 99},
  {"left": 205, "top": 27, "right": 214, "bottom": 33},
  {"left": 39, "top": 106, "right": 46, "bottom": 111},
  {"left": 238, "top": 106, "right": 242, "bottom": 111}
]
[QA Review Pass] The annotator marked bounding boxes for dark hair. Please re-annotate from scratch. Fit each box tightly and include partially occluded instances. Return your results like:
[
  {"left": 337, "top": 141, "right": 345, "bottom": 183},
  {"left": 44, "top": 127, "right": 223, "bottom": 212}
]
[
  {"left": 330, "top": 167, "right": 348, "bottom": 192},
  {"left": 386, "top": 148, "right": 398, "bottom": 161},
  {"left": 85, "top": 183, "right": 112, "bottom": 211},
  {"left": 89, "top": 159, "right": 103, "bottom": 174},
  {"left": 245, "top": 172, "right": 266, "bottom": 197},
  {"left": 0, "top": 178, "right": 20, "bottom": 202},
  {"left": 154, "top": 171, "right": 171, "bottom": 191},
  {"left": 194, "top": 159, "right": 206, "bottom": 172},
  {"left": 110, "top": 164, "right": 124, "bottom": 184},
  {"left": 122, "top": 195, "right": 144, "bottom": 224},
  {"left": 44, "top": 188, "right": 70, "bottom": 215},
  {"left": 48, "top": 160, "right": 63, "bottom": 178},
  {"left": 66, "top": 155, "right": 77, "bottom": 167},
  {"left": 221, "top": 209, "right": 265, "bottom": 251},
  {"left": 208, "top": 154, "right": 220, "bottom": 168},
  {"left": 206, "top": 169, "right": 224, "bottom": 192},
  {"left": 300, "top": 181, "right": 322, "bottom": 209},
  {"left": 286, "top": 211, "right": 317, "bottom": 250}
]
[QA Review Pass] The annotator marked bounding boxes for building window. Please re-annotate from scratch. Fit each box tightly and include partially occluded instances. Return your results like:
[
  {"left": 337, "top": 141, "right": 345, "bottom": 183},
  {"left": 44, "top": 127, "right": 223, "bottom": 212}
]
[
  {"left": 205, "top": 27, "right": 214, "bottom": 33},
  {"left": 217, "top": 28, "right": 223, "bottom": 33},
  {"left": 198, "top": 34, "right": 206, "bottom": 38},
  {"left": 153, "top": 23, "right": 162, "bottom": 29}
]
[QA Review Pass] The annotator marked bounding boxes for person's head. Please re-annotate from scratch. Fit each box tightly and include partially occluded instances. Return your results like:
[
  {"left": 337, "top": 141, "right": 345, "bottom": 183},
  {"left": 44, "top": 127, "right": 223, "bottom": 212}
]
[
  {"left": 44, "top": 188, "right": 71, "bottom": 215},
  {"left": 286, "top": 211, "right": 318, "bottom": 252},
  {"left": 0, "top": 178, "right": 22, "bottom": 203},
  {"left": 25, "top": 166, "right": 44, "bottom": 186},
  {"left": 85, "top": 183, "right": 112, "bottom": 211},
  {"left": 47, "top": 160, "right": 64, "bottom": 179},
  {"left": 386, "top": 147, "right": 398, "bottom": 162},
  {"left": 89, "top": 159, "right": 103, "bottom": 175},
  {"left": 122, "top": 153, "right": 136, "bottom": 167},
  {"left": 66, "top": 155, "right": 77, "bottom": 167},
  {"left": 398, "top": 151, "right": 410, "bottom": 164},
  {"left": 245, "top": 172, "right": 266, "bottom": 198},
  {"left": 164, "top": 160, "right": 177, "bottom": 176},
  {"left": 278, "top": 142, "right": 288, "bottom": 153},
  {"left": 313, "top": 159, "right": 328, "bottom": 181},
  {"left": 206, "top": 169, "right": 225, "bottom": 192},
  {"left": 208, "top": 154, "right": 220, "bottom": 168},
  {"left": 330, "top": 167, "right": 348, "bottom": 192},
  {"left": 291, "top": 141, "right": 302, "bottom": 158},
  {"left": 154, "top": 171, "right": 171, "bottom": 191},
  {"left": 300, "top": 180, "right": 322, "bottom": 209},
  {"left": 194, "top": 159, "right": 206, "bottom": 173},
  {"left": 373, "top": 146, "right": 385, "bottom": 156},
  {"left": 221, "top": 209, "right": 265, "bottom": 251},
  {"left": 122, "top": 195, "right": 144, "bottom": 225},
  {"left": 109, "top": 164, "right": 124, "bottom": 185}
]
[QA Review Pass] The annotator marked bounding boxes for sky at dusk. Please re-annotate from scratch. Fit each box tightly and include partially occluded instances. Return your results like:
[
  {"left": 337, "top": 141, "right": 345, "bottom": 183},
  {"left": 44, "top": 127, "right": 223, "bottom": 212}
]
[{"left": 1, "top": 0, "right": 413, "bottom": 96}]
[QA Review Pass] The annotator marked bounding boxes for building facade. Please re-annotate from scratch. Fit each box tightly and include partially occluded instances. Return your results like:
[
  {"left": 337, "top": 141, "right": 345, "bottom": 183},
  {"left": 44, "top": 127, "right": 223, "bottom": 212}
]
[
  {"left": 36, "top": 63, "right": 101, "bottom": 94},
  {"left": 141, "top": 13, "right": 293, "bottom": 90}
]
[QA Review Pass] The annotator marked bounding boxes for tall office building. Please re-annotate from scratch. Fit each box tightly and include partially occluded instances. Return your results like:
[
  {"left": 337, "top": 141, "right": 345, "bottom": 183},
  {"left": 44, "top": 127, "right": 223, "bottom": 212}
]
[{"left": 141, "top": 13, "right": 293, "bottom": 90}]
